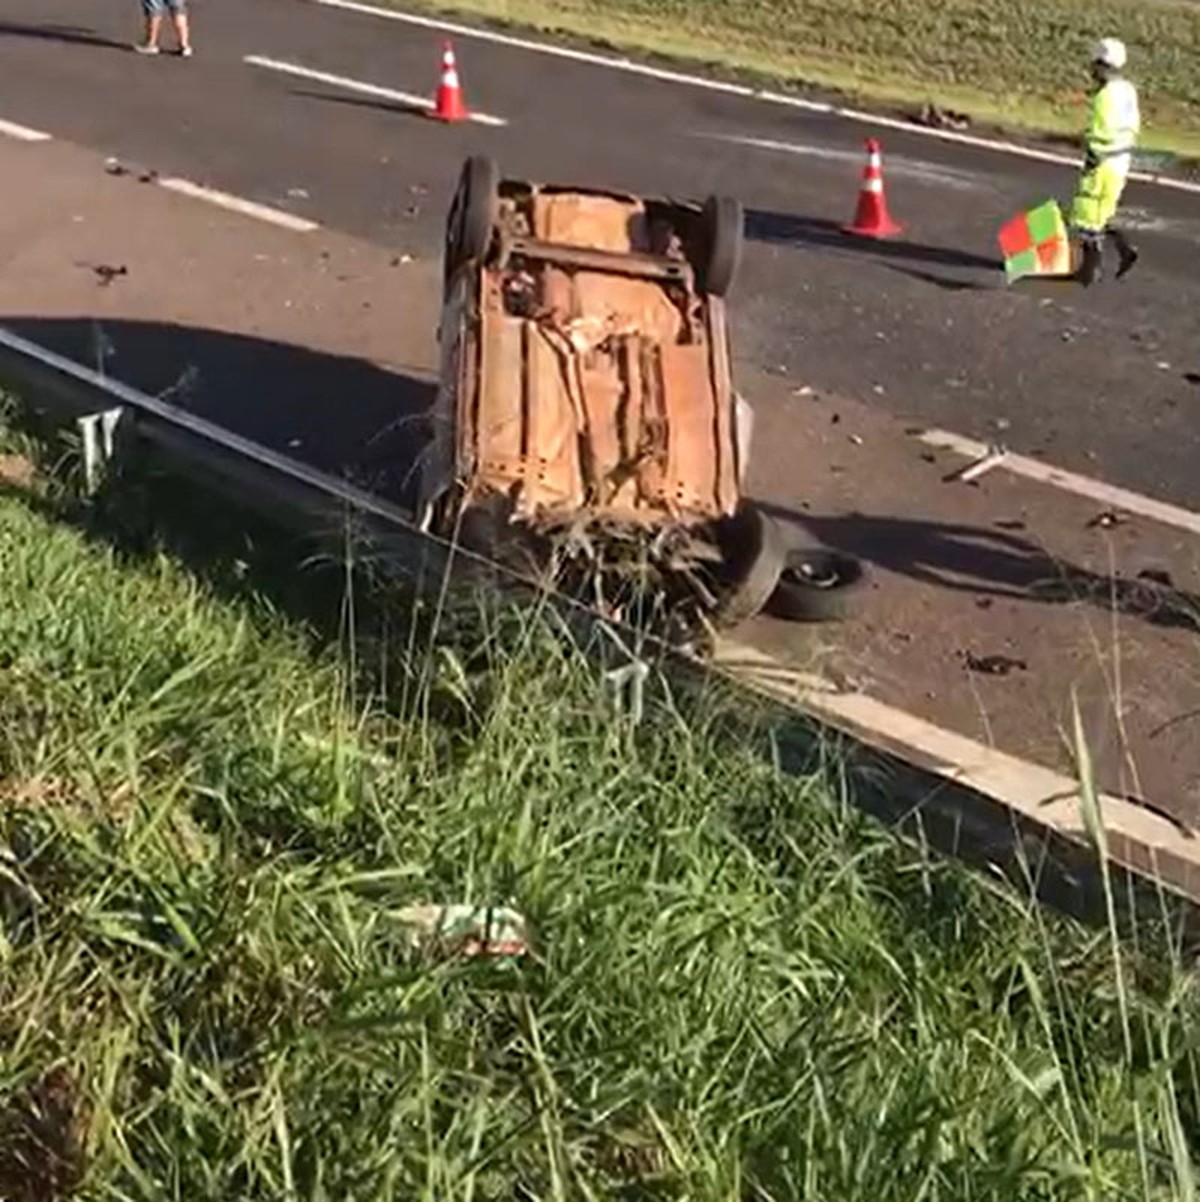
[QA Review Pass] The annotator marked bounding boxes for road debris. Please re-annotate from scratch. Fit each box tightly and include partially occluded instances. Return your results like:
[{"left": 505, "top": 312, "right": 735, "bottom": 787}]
[
  {"left": 944, "top": 445, "right": 1007, "bottom": 484},
  {"left": 287, "top": 187, "right": 310, "bottom": 199},
  {"left": 397, "top": 903, "right": 529, "bottom": 959},
  {"left": 962, "top": 651, "right": 1027, "bottom": 676},
  {"left": 81, "top": 263, "right": 127, "bottom": 287},
  {"left": 103, "top": 157, "right": 127, "bottom": 177},
  {"left": 912, "top": 102, "right": 971, "bottom": 132},
  {"left": 1086, "top": 509, "right": 1126, "bottom": 530}
]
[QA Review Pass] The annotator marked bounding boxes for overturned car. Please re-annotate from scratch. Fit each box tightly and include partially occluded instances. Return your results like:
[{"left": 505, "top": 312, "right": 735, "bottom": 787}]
[{"left": 416, "top": 156, "right": 829, "bottom": 643}]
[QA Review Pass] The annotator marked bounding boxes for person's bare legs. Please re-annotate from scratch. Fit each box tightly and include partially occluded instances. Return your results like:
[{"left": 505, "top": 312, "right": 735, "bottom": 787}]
[
  {"left": 170, "top": 11, "right": 192, "bottom": 54},
  {"left": 136, "top": 12, "right": 162, "bottom": 51}
]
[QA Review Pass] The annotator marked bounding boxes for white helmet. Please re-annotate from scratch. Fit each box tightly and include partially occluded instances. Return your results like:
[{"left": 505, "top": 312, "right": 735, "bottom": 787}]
[{"left": 1093, "top": 37, "right": 1127, "bottom": 70}]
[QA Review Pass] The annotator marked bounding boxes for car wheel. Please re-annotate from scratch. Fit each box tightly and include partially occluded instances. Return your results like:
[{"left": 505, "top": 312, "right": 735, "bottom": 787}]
[
  {"left": 698, "top": 195, "right": 744, "bottom": 297},
  {"left": 711, "top": 501, "right": 785, "bottom": 628},
  {"left": 766, "top": 548, "right": 866, "bottom": 622},
  {"left": 447, "top": 155, "right": 499, "bottom": 275}
]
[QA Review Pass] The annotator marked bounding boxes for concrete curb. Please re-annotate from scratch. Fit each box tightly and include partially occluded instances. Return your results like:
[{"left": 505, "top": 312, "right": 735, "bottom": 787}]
[{"left": 714, "top": 640, "right": 1200, "bottom": 912}]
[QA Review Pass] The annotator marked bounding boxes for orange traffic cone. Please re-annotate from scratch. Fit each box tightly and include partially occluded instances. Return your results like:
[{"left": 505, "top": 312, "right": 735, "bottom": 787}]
[
  {"left": 431, "top": 41, "right": 468, "bottom": 122},
  {"left": 843, "top": 138, "right": 902, "bottom": 239}
]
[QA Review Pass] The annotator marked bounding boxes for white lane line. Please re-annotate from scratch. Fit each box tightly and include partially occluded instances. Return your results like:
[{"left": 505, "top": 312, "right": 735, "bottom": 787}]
[
  {"left": 244, "top": 53, "right": 508, "bottom": 127},
  {"left": 704, "top": 132, "right": 986, "bottom": 190},
  {"left": 0, "top": 117, "right": 52, "bottom": 143},
  {"left": 311, "top": 0, "right": 1200, "bottom": 197},
  {"left": 920, "top": 428, "right": 1200, "bottom": 538},
  {"left": 157, "top": 177, "right": 320, "bottom": 232}
]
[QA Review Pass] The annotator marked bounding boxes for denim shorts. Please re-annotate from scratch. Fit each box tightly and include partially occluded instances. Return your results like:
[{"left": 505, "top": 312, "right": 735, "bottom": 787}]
[{"left": 142, "top": 0, "right": 186, "bottom": 13}]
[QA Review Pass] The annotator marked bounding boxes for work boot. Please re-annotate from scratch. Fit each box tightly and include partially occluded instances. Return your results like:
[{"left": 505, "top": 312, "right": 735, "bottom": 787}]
[
  {"left": 1107, "top": 226, "right": 1139, "bottom": 280},
  {"left": 1076, "top": 235, "right": 1103, "bottom": 287}
]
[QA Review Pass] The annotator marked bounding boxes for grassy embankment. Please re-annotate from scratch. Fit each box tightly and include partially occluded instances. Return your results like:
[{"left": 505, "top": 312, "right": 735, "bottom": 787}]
[
  {"left": 396, "top": 0, "right": 1200, "bottom": 160},
  {"left": 2, "top": 407, "right": 1200, "bottom": 1199}
]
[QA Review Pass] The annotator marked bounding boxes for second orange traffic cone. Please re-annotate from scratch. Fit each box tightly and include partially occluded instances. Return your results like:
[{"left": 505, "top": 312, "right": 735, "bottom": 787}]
[
  {"left": 843, "top": 138, "right": 901, "bottom": 239},
  {"left": 431, "top": 41, "right": 468, "bottom": 122}
]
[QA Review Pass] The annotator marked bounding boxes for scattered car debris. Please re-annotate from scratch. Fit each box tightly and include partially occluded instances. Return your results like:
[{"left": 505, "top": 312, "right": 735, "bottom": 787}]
[
  {"left": 912, "top": 103, "right": 971, "bottom": 132},
  {"left": 397, "top": 903, "right": 529, "bottom": 959},
  {"left": 87, "top": 263, "right": 128, "bottom": 287},
  {"left": 962, "top": 651, "right": 1027, "bottom": 676},
  {"left": 944, "top": 445, "right": 1007, "bottom": 484}
]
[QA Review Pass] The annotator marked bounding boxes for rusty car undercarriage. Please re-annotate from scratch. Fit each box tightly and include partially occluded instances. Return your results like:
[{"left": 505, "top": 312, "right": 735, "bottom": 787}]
[{"left": 416, "top": 156, "right": 853, "bottom": 645}]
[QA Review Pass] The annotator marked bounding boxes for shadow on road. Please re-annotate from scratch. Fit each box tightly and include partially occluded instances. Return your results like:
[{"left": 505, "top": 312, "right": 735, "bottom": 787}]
[
  {"left": 0, "top": 317, "right": 436, "bottom": 505},
  {"left": 762, "top": 503, "right": 1200, "bottom": 635},
  {"left": 746, "top": 209, "right": 1001, "bottom": 273},
  {"left": 291, "top": 88, "right": 429, "bottom": 122},
  {"left": 0, "top": 19, "right": 128, "bottom": 50},
  {"left": 884, "top": 264, "right": 996, "bottom": 293}
]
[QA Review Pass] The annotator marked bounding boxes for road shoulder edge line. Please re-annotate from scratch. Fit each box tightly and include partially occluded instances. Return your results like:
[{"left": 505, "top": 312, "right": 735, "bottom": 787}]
[
  {"left": 715, "top": 639, "right": 1200, "bottom": 904},
  {"left": 0, "top": 117, "right": 53, "bottom": 143},
  {"left": 920, "top": 428, "right": 1200, "bottom": 538},
  {"left": 311, "top": 0, "right": 1200, "bottom": 197}
]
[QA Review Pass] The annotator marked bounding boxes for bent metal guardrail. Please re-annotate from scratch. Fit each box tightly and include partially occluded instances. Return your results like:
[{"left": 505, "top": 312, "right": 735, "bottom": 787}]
[{"left": 0, "top": 323, "right": 1194, "bottom": 937}]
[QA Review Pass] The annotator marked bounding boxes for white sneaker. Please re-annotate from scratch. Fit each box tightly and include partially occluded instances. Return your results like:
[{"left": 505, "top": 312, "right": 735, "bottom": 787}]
[
  {"left": 179, "top": 45, "right": 193, "bottom": 57},
  {"left": 133, "top": 42, "right": 160, "bottom": 54}
]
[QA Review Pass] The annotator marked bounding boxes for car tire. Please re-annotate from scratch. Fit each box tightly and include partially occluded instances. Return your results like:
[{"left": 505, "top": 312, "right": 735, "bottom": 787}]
[
  {"left": 766, "top": 547, "right": 866, "bottom": 622},
  {"left": 447, "top": 155, "right": 499, "bottom": 276},
  {"left": 711, "top": 501, "right": 785, "bottom": 628},
  {"left": 699, "top": 195, "right": 744, "bottom": 297}
]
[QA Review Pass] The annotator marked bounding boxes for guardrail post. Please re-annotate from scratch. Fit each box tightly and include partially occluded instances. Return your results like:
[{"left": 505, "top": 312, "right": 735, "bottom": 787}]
[
  {"left": 603, "top": 659, "right": 650, "bottom": 725},
  {"left": 595, "top": 620, "right": 652, "bottom": 725},
  {"left": 77, "top": 406, "right": 126, "bottom": 495}
]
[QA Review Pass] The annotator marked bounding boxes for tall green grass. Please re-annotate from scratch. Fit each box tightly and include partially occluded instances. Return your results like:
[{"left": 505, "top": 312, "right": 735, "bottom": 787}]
[{"left": 1, "top": 420, "right": 1200, "bottom": 1198}]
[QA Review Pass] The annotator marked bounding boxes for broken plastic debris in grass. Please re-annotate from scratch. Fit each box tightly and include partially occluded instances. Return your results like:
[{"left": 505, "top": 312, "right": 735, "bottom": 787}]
[{"left": 397, "top": 904, "right": 530, "bottom": 960}]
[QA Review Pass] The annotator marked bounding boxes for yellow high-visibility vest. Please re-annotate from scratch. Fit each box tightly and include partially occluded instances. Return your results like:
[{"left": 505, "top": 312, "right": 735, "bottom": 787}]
[{"left": 1086, "top": 78, "right": 1140, "bottom": 167}]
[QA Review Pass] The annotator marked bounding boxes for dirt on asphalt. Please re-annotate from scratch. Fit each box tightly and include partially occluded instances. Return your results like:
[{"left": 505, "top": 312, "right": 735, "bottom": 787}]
[{"left": 0, "top": 132, "right": 1197, "bottom": 827}]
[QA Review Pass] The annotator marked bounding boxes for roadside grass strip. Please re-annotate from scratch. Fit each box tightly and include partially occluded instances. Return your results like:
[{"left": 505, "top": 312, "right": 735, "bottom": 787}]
[{"left": 1, "top": 405, "right": 1200, "bottom": 1197}]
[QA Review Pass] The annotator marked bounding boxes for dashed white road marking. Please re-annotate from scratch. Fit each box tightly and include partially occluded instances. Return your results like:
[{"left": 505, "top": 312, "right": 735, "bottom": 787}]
[
  {"left": 311, "top": 0, "right": 1200, "bottom": 197},
  {"left": 704, "top": 132, "right": 986, "bottom": 191},
  {"left": 157, "top": 177, "right": 320, "bottom": 232},
  {"left": 244, "top": 53, "right": 508, "bottom": 127},
  {"left": 920, "top": 428, "right": 1200, "bottom": 538},
  {"left": 0, "top": 117, "right": 52, "bottom": 143}
]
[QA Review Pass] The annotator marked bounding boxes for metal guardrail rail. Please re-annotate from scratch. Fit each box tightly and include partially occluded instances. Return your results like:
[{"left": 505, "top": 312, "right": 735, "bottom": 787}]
[{"left": 0, "top": 323, "right": 1193, "bottom": 938}]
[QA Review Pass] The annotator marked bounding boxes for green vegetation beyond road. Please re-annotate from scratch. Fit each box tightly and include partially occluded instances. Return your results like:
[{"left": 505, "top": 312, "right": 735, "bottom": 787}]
[
  {"left": 2, "top": 412, "right": 1200, "bottom": 1198},
  {"left": 409, "top": 0, "right": 1200, "bottom": 156}
]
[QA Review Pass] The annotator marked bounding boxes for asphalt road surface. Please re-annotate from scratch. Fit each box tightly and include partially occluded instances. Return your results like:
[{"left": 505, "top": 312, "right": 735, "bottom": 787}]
[{"left": 3, "top": 0, "right": 1200, "bottom": 506}]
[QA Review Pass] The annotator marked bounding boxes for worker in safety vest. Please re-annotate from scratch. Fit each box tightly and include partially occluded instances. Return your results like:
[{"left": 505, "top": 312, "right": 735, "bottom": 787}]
[{"left": 1072, "top": 37, "right": 1140, "bottom": 286}]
